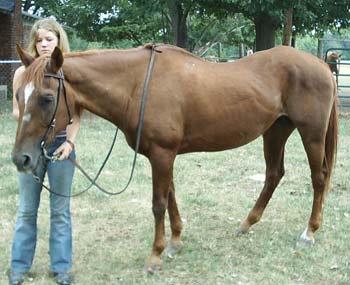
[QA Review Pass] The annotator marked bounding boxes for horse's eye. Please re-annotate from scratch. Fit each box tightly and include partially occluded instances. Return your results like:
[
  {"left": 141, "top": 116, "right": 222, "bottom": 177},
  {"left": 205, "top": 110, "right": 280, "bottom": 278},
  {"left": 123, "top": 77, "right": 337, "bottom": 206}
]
[{"left": 39, "top": 95, "right": 54, "bottom": 106}]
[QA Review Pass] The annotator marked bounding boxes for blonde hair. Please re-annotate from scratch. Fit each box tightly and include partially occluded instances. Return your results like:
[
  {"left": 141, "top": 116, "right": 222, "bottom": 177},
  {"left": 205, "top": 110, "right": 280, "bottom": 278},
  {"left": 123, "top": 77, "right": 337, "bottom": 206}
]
[{"left": 27, "top": 18, "right": 70, "bottom": 57}]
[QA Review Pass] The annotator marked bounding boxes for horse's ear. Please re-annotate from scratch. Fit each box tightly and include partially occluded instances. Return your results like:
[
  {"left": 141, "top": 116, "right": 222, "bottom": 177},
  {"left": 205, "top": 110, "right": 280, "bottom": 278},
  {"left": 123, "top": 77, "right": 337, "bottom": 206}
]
[
  {"left": 16, "top": 44, "right": 34, "bottom": 67},
  {"left": 50, "top": 47, "right": 64, "bottom": 73}
]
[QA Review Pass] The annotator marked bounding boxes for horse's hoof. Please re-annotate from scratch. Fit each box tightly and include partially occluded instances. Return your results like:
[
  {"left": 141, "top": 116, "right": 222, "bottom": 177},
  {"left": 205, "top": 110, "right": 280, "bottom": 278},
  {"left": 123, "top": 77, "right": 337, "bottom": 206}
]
[
  {"left": 165, "top": 242, "right": 183, "bottom": 259},
  {"left": 143, "top": 263, "right": 162, "bottom": 274},
  {"left": 235, "top": 228, "right": 248, "bottom": 237},
  {"left": 296, "top": 237, "right": 315, "bottom": 247},
  {"left": 144, "top": 257, "right": 162, "bottom": 274},
  {"left": 297, "top": 228, "right": 315, "bottom": 247}
]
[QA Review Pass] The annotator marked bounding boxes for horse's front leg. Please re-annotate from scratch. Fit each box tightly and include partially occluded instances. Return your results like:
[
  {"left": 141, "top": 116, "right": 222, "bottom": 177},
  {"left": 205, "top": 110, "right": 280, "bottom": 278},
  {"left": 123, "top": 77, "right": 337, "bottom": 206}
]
[
  {"left": 144, "top": 147, "right": 176, "bottom": 273},
  {"left": 165, "top": 180, "right": 183, "bottom": 258}
]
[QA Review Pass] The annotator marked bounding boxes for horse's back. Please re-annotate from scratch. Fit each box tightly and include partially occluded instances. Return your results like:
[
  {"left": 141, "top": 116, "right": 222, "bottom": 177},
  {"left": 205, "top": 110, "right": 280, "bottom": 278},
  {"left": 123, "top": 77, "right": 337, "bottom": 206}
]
[{"left": 145, "top": 45, "right": 336, "bottom": 153}]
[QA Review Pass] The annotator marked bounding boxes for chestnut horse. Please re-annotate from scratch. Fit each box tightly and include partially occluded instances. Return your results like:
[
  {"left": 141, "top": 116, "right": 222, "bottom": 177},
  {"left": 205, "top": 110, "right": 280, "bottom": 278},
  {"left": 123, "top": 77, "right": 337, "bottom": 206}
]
[
  {"left": 12, "top": 44, "right": 338, "bottom": 272},
  {"left": 325, "top": 51, "right": 341, "bottom": 85}
]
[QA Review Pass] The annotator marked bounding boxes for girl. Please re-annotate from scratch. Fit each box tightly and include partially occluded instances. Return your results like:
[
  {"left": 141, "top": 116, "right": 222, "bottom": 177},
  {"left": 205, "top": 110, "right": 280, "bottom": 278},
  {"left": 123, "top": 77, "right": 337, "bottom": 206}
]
[{"left": 9, "top": 18, "right": 80, "bottom": 285}]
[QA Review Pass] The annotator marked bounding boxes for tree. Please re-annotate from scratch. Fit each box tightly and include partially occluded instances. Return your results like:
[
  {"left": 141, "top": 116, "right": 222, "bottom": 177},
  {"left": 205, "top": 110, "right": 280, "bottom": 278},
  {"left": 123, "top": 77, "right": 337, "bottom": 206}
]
[
  {"left": 205, "top": 0, "right": 350, "bottom": 51},
  {"left": 282, "top": 8, "right": 293, "bottom": 46},
  {"left": 29, "top": 0, "right": 253, "bottom": 53},
  {"left": 24, "top": 0, "right": 350, "bottom": 52},
  {"left": 165, "top": 0, "right": 192, "bottom": 48},
  {"left": 204, "top": 1, "right": 285, "bottom": 51},
  {"left": 21, "top": 0, "right": 51, "bottom": 14}
]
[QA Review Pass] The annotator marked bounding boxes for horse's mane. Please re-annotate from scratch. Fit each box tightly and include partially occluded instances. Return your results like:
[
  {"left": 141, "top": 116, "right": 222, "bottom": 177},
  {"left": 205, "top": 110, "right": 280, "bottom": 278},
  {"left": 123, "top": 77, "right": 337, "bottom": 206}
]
[
  {"left": 150, "top": 43, "right": 202, "bottom": 61},
  {"left": 20, "top": 55, "right": 49, "bottom": 87},
  {"left": 64, "top": 43, "right": 201, "bottom": 61},
  {"left": 64, "top": 46, "right": 146, "bottom": 58},
  {"left": 19, "top": 44, "right": 201, "bottom": 87}
]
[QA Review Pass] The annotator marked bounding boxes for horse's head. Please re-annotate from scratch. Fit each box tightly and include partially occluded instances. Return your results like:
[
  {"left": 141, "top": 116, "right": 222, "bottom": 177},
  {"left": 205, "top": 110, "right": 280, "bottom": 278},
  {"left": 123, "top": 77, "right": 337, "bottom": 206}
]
[
  {"left": 12, "top": 45, "right": 72, "bottom": 172},
  {"left": 326, "top": 52, "right": 341, "bottom": 74}
]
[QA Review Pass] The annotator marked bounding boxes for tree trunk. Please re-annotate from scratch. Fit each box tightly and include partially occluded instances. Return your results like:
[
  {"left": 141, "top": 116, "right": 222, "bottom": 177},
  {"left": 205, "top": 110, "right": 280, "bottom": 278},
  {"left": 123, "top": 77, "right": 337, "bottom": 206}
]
[
  {"left": 23, "top": 0, "right": 32, "bottom": 12},
  {"left": 166, "top": 0, "right": 188, "bottom": 49},
  {"left": 282, "top": 8, "right": 293, "bottom": 46},
  {"left": 254, "top": 13, "right": 277, "bottom": 51},
  {"left": 291, "top": 35, "right": 296, "bottom": 48}
]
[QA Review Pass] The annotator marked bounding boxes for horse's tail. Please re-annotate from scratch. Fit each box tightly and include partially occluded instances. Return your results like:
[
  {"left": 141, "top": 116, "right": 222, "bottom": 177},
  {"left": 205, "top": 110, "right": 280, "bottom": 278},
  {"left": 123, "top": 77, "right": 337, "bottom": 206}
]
[{"left": 324, "top": 81, "right": 338, "bottom": 193}]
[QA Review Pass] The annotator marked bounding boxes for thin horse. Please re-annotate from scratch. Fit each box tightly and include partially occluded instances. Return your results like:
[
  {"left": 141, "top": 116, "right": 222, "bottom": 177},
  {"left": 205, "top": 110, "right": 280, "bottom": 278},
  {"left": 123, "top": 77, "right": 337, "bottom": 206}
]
[{"left": 12, "top": 44, "right": 338, "bottom": 272}]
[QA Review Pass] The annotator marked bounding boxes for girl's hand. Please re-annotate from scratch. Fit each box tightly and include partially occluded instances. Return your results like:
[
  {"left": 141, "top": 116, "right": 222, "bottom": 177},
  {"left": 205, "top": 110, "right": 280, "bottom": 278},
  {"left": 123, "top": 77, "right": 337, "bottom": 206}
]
[{"left": 53, "top": 140, "right": 74, "bottom": 161}]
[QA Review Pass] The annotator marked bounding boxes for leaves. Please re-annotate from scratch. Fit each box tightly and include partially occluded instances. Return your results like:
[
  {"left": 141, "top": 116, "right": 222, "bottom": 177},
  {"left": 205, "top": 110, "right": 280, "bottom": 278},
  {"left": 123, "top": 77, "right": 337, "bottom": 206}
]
[{"left": 23, "top": 0, "right": 350, "bottom": 50}]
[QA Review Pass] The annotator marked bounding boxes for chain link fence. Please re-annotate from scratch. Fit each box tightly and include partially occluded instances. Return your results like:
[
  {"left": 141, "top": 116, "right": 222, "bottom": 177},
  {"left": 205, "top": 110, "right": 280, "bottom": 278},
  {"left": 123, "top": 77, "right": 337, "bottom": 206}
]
[{"left": 0, "top": 60, "right": 21, "bottom": 100}]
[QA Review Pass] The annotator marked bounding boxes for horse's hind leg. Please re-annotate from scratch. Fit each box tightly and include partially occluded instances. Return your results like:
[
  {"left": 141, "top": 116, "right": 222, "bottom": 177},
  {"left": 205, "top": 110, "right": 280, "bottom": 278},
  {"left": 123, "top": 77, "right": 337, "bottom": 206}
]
[
  {"left": 165, "top": 180, "right": 183, "bottom": 258},
  {"left": 237, "top": 117, "right": 294, "bottom": 236},
  {"left": 298, "top": 130, "right": 329, "bottom": 245}
]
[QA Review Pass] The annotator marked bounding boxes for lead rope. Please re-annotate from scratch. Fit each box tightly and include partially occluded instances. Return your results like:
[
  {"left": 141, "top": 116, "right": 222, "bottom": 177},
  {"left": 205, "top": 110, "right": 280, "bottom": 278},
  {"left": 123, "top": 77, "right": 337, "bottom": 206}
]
[
  {"left": 35, "top": 128, "right": 118, "bottom": 197},
  {"left": 38, "top": 45, "right": 157, "bottom": 197}
]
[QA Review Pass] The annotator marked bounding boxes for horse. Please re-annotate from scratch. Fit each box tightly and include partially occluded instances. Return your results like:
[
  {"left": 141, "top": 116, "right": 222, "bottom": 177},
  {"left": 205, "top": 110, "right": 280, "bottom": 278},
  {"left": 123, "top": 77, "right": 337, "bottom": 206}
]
[
  {"left": 325, "top": 51, "right": 341, "bottom": 85},
  {"left": 12, "top": 43, "right": 338, "bottom": 272}
]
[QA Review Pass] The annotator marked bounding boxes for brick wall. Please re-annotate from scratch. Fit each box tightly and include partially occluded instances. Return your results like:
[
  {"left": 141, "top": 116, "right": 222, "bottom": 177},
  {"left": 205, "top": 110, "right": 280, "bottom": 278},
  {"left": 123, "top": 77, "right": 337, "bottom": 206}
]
[
  {"left": 0, "top": 0, "right": 23, "bottom": 60},
  {"left": 0, "top": 0, "right": 25, "bottom": 97},
  {"left": 0, "top": 13, "right": 14, "bottom": 59}
]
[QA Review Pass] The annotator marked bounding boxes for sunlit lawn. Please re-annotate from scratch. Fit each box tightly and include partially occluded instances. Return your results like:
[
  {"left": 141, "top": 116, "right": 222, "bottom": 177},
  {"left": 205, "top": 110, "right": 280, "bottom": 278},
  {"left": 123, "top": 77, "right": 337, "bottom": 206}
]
[{"left": 0, "top": 100, "right": 349, "bottom": 285}]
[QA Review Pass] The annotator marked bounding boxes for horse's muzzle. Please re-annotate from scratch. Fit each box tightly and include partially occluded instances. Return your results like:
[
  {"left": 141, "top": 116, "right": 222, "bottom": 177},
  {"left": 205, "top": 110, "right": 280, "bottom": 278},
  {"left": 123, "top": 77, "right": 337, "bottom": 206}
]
[{"left": 11, "top": 151, "right": 36, "bottom": 173}]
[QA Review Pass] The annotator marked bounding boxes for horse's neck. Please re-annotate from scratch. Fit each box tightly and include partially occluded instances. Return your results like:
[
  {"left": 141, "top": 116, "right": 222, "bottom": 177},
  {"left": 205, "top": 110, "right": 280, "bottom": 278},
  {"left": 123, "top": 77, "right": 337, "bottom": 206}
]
[{"left": 63, "top": 50, "right": 148, "bottom": 128}]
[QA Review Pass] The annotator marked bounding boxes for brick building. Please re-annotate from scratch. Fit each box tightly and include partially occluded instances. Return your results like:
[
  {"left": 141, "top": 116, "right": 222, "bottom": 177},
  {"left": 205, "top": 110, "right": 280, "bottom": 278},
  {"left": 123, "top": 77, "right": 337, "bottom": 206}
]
[
  {"left": 0, "top": 0, "right": 38, "bottom": 99},
  {"left": 0, "top": 0, "right": 23, "bottom": 59}
]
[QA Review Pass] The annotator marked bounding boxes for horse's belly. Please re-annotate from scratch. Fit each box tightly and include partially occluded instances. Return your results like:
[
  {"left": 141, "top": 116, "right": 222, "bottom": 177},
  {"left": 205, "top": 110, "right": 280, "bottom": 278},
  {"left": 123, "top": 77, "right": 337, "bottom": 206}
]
[
  {"left": 178, "top": 88, "right": 283, "bottom": 153},
  {"left": 179, "top": 124, "right": 265, "bottom": 153}
]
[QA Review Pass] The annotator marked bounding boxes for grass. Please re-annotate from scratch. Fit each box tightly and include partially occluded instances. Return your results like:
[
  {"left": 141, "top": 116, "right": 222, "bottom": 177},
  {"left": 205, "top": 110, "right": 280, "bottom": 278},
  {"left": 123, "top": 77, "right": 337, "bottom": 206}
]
[{"left": 1, "top": 100, "right": 350, "bottom": 285}]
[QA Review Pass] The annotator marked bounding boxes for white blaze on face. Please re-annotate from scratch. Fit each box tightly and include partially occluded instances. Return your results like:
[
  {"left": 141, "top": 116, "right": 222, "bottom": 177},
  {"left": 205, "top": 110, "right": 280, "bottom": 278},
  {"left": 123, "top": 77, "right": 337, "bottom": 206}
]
[
  {"left": 22, "top": 113, "right": 32, "bottom": 122},
  {"left": 24, "top": 82, "right": 34, "bottom": 106},
  {"left": 23, "top": 82, "right": 35, "bottom": 123}
]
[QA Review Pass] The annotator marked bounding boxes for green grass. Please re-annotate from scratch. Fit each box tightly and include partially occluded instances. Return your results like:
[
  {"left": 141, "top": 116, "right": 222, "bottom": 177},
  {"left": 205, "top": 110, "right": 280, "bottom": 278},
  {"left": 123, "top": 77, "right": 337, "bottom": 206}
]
[{"left": 1, "top": 100, "right": 350, "bottom": 285}]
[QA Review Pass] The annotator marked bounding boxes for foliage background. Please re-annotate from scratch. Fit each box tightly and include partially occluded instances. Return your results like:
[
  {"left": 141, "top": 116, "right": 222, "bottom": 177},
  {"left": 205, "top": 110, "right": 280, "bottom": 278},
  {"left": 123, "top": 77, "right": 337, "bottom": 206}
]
[{"left": 20, "top": 0, "right": 350, "bottom": 55}]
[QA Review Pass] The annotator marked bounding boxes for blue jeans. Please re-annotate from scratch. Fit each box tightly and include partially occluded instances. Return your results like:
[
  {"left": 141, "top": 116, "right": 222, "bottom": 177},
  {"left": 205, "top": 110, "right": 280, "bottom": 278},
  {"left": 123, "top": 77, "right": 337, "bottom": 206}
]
[{"left": 10, "top": 136, "right": 75, "bottom": 274}]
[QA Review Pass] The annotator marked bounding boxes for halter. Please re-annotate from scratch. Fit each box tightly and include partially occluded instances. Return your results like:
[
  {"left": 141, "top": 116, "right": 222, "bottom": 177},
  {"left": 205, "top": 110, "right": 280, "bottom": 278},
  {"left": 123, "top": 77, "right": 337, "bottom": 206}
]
[{"left": 40, "top": 69, "right": 73, "bottom": 161}]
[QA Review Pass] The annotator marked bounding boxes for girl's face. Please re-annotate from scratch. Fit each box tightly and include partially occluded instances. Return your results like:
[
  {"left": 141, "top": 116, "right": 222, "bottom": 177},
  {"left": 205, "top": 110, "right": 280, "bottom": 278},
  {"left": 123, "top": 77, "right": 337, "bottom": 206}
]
[{"left": 35, "top": 28, "right": 58, "bottom": 56}]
